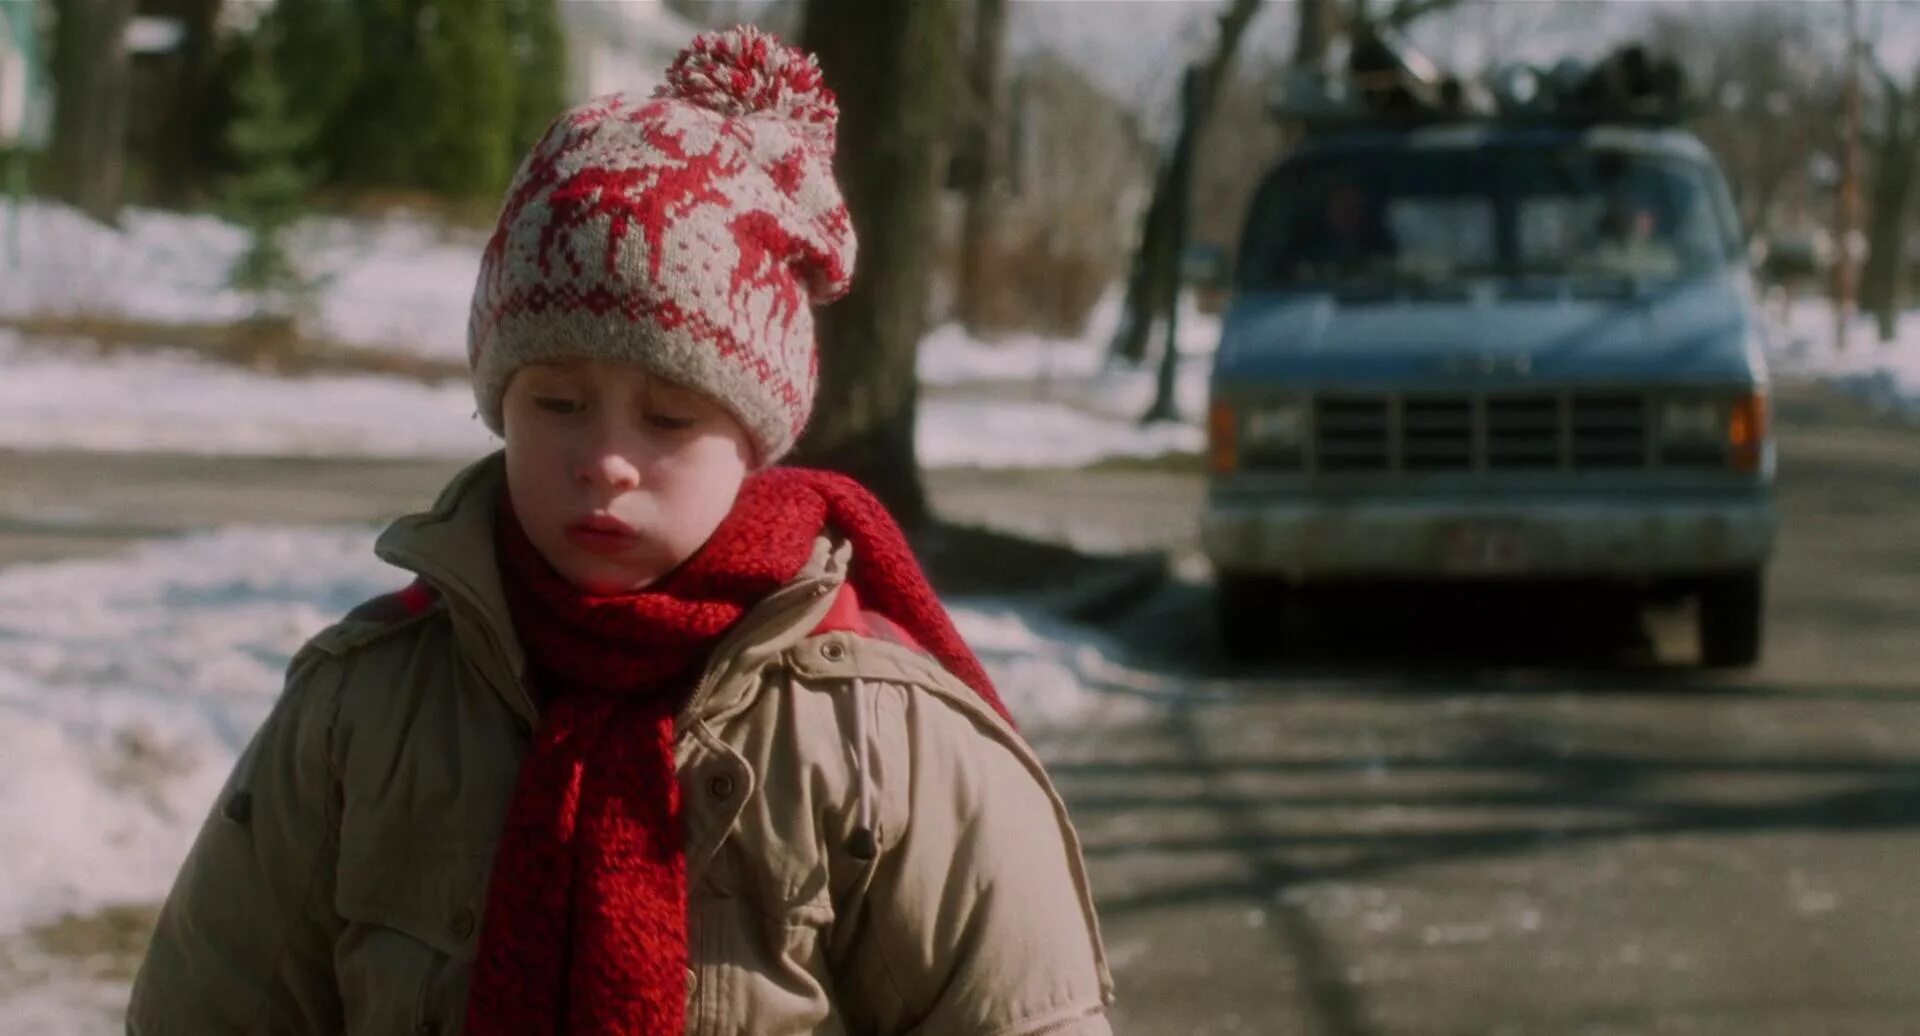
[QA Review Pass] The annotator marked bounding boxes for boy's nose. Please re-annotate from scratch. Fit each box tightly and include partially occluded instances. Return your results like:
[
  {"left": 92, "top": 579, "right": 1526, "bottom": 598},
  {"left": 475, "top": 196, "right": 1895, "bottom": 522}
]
[{"left": 576, "top": 448, "right": 642, "bottom": 493}]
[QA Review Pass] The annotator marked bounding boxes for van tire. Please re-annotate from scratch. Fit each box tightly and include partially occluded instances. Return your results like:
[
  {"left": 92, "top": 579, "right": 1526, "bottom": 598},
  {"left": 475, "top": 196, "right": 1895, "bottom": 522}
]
[
  {"left": 1218, "top": 574, "right": 1289, "bottom": 660},
  {"left": 1698, "top": 570, "right": 1764, "bottom": 669}
]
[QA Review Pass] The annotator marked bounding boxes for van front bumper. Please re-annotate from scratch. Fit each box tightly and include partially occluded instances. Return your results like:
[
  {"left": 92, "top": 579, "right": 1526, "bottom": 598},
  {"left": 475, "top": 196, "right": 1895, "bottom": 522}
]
[{"left": 1202, "top": 494, "right": 1777, "bottom": 581}]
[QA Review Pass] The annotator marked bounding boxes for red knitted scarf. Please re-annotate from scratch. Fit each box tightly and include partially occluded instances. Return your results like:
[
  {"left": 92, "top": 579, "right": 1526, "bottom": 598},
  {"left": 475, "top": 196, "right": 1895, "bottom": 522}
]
[{"left": 463, "top": 467, "right": 1010, "bottom": 1036}]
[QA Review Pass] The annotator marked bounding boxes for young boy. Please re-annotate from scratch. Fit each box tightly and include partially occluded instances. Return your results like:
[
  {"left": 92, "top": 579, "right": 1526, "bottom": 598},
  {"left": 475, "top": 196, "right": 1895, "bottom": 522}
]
[{"left": 128, "top": 26, "right": 1113, "bottom": 1036}]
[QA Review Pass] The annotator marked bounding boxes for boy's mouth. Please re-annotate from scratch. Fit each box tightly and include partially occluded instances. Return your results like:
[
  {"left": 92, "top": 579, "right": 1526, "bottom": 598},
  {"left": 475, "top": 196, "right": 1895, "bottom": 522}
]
[{"left": 564, "top": 514, "right": 640, "bottom": 555}]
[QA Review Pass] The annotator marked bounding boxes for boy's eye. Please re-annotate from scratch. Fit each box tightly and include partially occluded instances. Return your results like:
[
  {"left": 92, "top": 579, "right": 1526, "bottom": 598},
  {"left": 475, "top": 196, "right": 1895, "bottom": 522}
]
[
  {"left": 647, "top": 414, "right": 696, "bottom": 432},
  {"left": 533, "top": 396, "right": 584, "bottom": 415}
]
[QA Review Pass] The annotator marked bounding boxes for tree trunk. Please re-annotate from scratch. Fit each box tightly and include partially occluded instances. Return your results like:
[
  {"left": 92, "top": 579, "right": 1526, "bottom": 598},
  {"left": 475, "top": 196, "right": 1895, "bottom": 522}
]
[
  {"left": 953, "top": 0, "right": 1009, "bottom": 335},
  {"left": 1294, "top": 0, "right": 1334, "bottom": 65},
  {"left": 1107, "top": 163, "right": 1173, "bottom": 364},
  {"left": 1139, "top": 0, "right": 1264, "bottom": 421},
  {"left": 795, "top": 0, "right": 958, "bottom": 528},
  {"left": 1110, "top": 0, "right": 1264, "bottom": 368},
  {"left": 1143, "top": 66, "right": 1206, "bottom": 424},
  {"left": 1864, "top": 130, "right": 1914, "bottom": 342},
  {"left": 143, "top": 0, "right": 225, "bottom": 206},
  {"left": 49, "top": 0, "right": 137, "bottom": 224},
  {"left": 1862, "top": 66, "right": 1919, "bottom": 343}
]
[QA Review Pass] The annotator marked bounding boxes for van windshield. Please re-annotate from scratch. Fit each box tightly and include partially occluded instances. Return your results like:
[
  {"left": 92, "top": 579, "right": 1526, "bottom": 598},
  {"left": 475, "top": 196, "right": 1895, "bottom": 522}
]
[{"left": 1238, "top": 143, "right": 1740, "bottom": 293}]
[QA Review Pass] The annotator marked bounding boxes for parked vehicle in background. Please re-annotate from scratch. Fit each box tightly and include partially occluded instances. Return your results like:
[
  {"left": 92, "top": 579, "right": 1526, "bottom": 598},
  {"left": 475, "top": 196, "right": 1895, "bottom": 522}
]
[{"left": 1204, "top": 44, "right": 1776, "bottom": 668}]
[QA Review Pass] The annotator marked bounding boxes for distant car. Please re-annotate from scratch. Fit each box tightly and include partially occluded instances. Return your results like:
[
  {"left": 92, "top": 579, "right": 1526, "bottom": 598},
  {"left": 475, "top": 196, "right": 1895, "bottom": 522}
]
[
  {"left": 1204, "top": 117, "right": 1776, "bottom": 668},
  {"left": 1756, "top": 230, "right": 1832, "bottom": 286}
]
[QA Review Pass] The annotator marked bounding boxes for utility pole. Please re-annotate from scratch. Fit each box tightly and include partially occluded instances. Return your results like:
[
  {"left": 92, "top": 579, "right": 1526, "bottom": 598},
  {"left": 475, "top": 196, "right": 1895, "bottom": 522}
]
[{"left": 1838, "top": 0, "right": 1863, "bottom": 353}]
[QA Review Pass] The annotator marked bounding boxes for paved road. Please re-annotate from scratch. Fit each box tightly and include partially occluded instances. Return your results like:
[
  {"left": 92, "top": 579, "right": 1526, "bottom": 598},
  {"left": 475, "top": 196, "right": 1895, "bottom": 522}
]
[
  {"left": 953, "top": 391, "right": 1920, "bottom": 1036},
  {"left": 3, "top": 387, "right": 1918, "bottom": 1034}
]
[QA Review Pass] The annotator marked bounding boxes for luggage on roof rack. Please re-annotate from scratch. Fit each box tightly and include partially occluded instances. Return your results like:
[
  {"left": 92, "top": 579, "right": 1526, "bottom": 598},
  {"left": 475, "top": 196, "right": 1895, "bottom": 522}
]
[{"left": 1270, "top": 26, "right": 1694, "bottom": 133}]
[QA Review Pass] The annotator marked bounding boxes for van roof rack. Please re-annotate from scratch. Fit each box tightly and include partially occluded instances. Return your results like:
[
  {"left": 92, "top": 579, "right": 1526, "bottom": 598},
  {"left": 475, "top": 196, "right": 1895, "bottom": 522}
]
[{"left": 1271, "top": 28, "right": 1693, "bottom": 133}]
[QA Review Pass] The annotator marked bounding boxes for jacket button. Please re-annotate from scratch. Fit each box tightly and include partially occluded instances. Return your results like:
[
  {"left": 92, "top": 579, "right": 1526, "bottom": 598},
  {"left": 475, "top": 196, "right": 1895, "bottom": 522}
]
[
  {"left": 450, "top": 908, "right": 476, "bottom": 940},
  {"left": 821, "top": 641, "right": 847, "bottom": 662},
  {"left": 707, "top": 774, "right": 735, "bottom": 800}
]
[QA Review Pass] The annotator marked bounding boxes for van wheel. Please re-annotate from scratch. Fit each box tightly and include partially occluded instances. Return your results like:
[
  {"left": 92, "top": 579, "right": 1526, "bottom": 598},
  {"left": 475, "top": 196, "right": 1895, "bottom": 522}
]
[
  {"left": 1218, "top": 574, "right": 1289, "bottom": 660},
  {"left": 1698, "top": 570, "right": 1764, "bottom": 669}
]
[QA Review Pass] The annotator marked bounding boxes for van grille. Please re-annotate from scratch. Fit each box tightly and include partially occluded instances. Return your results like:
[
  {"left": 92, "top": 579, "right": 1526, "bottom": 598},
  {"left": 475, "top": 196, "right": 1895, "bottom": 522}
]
[{"left": 1301, "top": 393, "right": 1652, "bottom": 474}]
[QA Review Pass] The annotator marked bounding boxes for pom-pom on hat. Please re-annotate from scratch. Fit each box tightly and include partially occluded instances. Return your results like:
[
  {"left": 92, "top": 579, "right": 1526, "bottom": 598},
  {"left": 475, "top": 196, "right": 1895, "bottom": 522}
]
[{"left": 468, "top": 25, "right": 855, "bottom": 465}]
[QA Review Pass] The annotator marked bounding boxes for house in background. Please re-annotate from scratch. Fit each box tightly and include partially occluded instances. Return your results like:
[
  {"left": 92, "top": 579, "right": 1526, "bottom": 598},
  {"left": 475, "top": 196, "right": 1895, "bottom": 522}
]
[
  {"left": 0, "top": 0, "right": 51, "bottom": 154},
  {"left": 0, "top": 1, "right": 204, "bottom": 157}
]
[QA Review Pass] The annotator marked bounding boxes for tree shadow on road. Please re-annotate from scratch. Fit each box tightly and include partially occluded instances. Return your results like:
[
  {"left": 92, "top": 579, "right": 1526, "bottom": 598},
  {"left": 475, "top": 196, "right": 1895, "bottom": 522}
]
[
  {"left": 1067, "top": 692, "right": 1920, "bottom": 1036},
  {"left": 1045, "top": 572, "right": 1920, "bottom": 1036}
]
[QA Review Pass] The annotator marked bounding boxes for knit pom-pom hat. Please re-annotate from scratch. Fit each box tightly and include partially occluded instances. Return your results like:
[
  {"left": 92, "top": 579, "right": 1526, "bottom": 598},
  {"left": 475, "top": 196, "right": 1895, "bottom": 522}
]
[{"left": 468, "top": 25, "right": 855, "bottom": 465}]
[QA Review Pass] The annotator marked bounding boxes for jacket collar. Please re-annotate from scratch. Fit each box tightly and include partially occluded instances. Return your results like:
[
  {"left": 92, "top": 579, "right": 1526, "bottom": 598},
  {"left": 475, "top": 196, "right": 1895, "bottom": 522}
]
[{"left": 373, "top": 451, "right": 851, "bottom": 731}]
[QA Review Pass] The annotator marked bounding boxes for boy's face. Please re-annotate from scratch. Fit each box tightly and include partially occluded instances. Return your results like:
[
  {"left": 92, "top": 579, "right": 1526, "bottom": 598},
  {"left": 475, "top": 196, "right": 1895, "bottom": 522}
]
[{"left": 502, "top": 360, "right": 755, "bottom": 595}]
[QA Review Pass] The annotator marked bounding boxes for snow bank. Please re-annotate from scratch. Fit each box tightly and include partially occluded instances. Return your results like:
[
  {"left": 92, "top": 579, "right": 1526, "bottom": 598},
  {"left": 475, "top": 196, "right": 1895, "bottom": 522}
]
[
  {"left": 0, "top": 329, "right": 1203, "bottom": 467},
  {"left": 0, "top": 524, "right": 1140, "bottom": 943},
  {"left": 0, "top": 199, "right": 483, "bottom": 361},
  {"left": 0, "top": 527, "right": 399, "bottom": 939},
  {"left": 0, "top": 331, "right": 496, "bottom": 458},
  {"left": 0, "top": 196, "right": 1216, "bottom": 466},
  {"left": 917, "top": 286, "right": 1219, "bottom": 386},
  {"left": 919, "top": 397, "right": 1201, "bottom": 469},
  {"left": 1767, "top": 298, "right": 1920, "bottom": 417}
]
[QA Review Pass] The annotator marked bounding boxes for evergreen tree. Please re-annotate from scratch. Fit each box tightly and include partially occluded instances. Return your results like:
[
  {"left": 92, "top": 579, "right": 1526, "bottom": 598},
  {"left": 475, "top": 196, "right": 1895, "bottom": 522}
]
[
  {"left": 417, "top": 0, "right": 516, "bottom": 197},
  {"left": 220, "top": 34, "right": 321, "bottom": 323},
  {"left": 326, "top": 0, "right": 423, "bottom": 192},
  {"left": 258, "top": 0, "right": 566, "bottom": 202},
  {"left": 261, "top": 0, "right": 364, "bottom": 187},
  {"left": 505, "top": 0, "right": 569, "bottom": 157}
]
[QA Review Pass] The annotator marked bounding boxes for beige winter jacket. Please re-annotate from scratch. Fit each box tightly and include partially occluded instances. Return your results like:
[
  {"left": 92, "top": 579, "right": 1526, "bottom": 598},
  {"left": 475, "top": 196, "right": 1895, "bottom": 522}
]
[{"left": 126, "top": 453, "right": 1114, "bottom": 1035}]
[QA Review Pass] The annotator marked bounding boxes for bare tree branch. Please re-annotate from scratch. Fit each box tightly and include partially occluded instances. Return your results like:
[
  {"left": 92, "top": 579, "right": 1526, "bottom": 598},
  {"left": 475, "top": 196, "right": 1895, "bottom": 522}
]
[
  {"left": 1198, "top": 0, "right": 1266, "bottom": 108},
  {"left": 1860, "top": 39, "right": 1912, "bottom": 142},
  {"left": 1864, "top": 41, "right": 1900, "bottom": 100},
  {"left": 1381, "top": 0, "right": 1470, "bottom": 31}
]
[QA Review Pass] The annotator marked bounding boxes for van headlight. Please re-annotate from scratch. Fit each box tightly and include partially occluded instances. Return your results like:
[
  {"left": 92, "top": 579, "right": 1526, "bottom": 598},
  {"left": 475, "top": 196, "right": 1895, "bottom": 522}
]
[
  {"left": 1659, "top": 393, "right": 1767, "bottom": 471},
  {"left": 1243, "top": 400, "right": 1309, "bottom": 471},
  {"left": 1659, "top": 399, "right": 1727, "bottom": 445},
  {"left": 1211, "top": 398, "right": 1308, "bottom": 473},
  {"left": 1244, "top": 400, "right": 1308, "bottom": 453}
]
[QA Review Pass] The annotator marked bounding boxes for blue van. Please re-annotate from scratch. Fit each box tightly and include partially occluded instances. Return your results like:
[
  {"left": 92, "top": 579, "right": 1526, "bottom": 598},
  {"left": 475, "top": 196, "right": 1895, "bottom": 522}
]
[{"left": 1204, "top": 112, "right": 1775, "bottom": 667}]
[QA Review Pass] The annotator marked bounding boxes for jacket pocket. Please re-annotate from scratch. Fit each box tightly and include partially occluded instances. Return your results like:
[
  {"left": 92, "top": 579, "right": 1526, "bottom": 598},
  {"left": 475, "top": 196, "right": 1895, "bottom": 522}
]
[
  {"left": 334, "top": 836, "right": 491, "bottom": 1035},
  {"left": 688, "top": 888, "right": 847, "bottom": 1036}
]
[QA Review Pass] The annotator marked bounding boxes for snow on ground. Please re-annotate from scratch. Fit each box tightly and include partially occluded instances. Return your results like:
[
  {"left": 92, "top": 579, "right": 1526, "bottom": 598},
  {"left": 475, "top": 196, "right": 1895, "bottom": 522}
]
[
  {"left": 0, "top": 198, "right": 1214, "bottom": 467},
  {"left": 949, "top": 601, "right": 1160, "bottom": 729},
  {"left": 918, "top": 286, "right": 1218, "bottom": 387},
  {"left": 916, "top": 285, "right": 1218, "bottom": 447},
  {"left": 0, "top": 198, "right": 1228, "bottom": 406},
  {"left": 0, "top": 320, "right": 1209, "bottom": 467},
  {"left": 0, "top": 202, "right": 253, "bottom": 329},
  {"left": 0, "top": 528, "right": 394, "bottom": 940},
  {"left": 0, "top": 524, "right": 1144, "bottom": 955},
  {"left": 0, "top": 200, "right": 485, "bottom": 361},
  {"left": 0, "top": 967, "right": 129, "bottom": 1036},
  {"left": 300, "top": 215, "right": 488, "bottom": 359},
  {"left": 918, "top": 397, "right": 1201, "bottom": 469},
  {"left": 1766, "top": 297, "right": 1920, "bottom": 417},
  {"left": 0, "top": 331, "right": 495, "bottom": 458}
]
